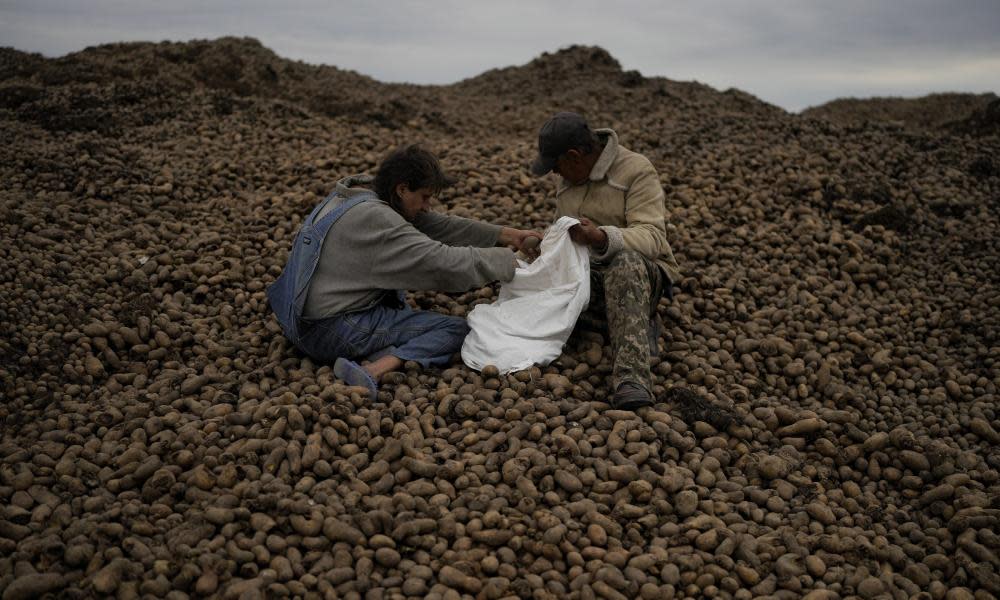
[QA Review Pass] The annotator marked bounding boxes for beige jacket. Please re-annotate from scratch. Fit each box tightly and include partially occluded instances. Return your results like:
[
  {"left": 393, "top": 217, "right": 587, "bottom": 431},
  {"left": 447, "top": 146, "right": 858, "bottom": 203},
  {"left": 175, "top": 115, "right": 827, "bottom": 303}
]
[{"left": 554, "top": 129, "right": 681, "bottom": 284}]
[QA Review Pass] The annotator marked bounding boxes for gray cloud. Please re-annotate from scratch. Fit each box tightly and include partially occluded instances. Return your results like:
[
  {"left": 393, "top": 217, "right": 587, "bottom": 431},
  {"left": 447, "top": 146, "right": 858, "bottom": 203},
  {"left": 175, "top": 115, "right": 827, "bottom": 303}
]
[{"left": 1, "top": 0, "right": 997, "bottom": 111}]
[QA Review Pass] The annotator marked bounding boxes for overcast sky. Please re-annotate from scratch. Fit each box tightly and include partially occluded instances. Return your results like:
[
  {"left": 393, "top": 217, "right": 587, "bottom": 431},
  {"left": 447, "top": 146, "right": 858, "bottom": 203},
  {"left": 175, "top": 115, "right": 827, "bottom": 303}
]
[{"left": 1, "top": 0, "right": 998, "bottom": 112}]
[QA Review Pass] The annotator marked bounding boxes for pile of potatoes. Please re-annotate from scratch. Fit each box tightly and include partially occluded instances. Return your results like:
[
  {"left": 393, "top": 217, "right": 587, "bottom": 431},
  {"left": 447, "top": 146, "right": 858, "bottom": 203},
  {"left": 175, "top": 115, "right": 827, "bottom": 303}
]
[{"left": 1, "top": 38, "right": 998, "bottom": 599}]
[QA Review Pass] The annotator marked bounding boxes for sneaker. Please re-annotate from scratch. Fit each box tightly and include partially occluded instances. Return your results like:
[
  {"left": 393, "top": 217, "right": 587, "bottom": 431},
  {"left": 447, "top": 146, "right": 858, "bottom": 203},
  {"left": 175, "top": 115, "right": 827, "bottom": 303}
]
[
  {"left": 612, "top": 382, "right": 652, "bottom": 410},
  {"left": 333, "top": 357, "right": 378, "bottom": 399}
]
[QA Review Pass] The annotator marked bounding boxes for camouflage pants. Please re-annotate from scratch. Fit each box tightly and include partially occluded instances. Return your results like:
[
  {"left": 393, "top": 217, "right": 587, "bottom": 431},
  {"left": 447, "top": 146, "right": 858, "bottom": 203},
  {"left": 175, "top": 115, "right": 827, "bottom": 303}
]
[{"left": 583, "top": 250, "right": 667, "bottom": 394}]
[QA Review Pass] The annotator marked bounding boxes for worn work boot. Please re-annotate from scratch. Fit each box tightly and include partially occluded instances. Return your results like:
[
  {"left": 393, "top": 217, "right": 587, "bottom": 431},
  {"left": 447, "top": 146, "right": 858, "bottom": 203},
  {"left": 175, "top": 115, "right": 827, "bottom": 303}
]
[{"left": 612, "top": 382, "right": 652, "bottom": 411}]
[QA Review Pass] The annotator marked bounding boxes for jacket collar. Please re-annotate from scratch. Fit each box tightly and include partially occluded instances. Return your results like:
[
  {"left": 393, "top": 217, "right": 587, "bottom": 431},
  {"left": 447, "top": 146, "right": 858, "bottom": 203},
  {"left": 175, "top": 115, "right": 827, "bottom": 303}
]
[
  {"left": 588, "top": 128, "right": 618, "bottom": 181},
  {"left": 335, "top": 173, "right": 375, "bottom": 197}
]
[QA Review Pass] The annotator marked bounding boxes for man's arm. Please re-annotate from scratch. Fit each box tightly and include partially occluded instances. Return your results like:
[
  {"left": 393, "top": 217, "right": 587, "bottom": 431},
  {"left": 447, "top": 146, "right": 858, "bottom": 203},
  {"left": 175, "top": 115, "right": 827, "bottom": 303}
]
[
  {"left": 415, "top": 211, "right": 542, "bottom": 252},
  {"left": 592, "top": 164, "right": 668, "bottom": 262},
  {"left": 322, "top": 204, "right": 514, "bottom": 295},
  {"left": 412, "top": 211, "right": 502, "bottom": 247},
  {"left": 370, "top": 214, "right": 516, "bottom": 291}
]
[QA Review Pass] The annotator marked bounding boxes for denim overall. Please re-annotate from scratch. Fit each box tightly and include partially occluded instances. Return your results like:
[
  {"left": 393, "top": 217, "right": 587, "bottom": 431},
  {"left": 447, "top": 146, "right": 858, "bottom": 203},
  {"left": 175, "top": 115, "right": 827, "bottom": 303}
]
[
  {"left": 267, "top": 186, "right": 470, "bottom": 368},
  {"left": 267, "top": 189, "right": 375, "bottom": 347}
]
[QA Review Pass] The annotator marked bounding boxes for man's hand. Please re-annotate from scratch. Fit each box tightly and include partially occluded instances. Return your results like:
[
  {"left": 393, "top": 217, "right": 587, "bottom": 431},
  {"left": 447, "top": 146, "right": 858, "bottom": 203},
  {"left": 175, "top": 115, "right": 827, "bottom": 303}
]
[
  {"left": 569, "top": 218, "right": 608, "bottom": 250},
  {"left": 499, "top": 227, "right": 543, "bottom": 254}
]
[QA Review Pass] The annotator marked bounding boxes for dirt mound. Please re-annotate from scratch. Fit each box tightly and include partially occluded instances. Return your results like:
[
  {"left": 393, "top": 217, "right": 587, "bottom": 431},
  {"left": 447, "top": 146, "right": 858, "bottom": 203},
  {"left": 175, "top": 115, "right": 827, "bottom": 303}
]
[
  {"left": 0, "top": 37, "right": 442, "bottom": 133},
  {"left": 456, "top": 45, "right": 784, "bottom": 135},
  {"left": 801, "top": 92, "right": 998, "bottom": 132},
  {"left": 950, "top": 98, "right": 1000, "bottom": 137},
  {"left": 1, "top": 37, "right": 999, "bottom": 599}
]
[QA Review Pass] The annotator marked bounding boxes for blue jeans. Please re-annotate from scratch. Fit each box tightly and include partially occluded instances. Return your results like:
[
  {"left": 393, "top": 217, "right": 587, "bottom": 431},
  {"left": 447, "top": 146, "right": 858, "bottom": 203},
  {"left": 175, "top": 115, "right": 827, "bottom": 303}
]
[{"left": 297, "top": 303, "right": 469, "bottom": 369}]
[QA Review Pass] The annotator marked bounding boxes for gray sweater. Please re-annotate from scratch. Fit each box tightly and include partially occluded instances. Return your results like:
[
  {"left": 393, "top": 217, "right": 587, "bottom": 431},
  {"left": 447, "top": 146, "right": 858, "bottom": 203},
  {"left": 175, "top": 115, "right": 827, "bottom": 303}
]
[{"left": 302, "top": 190, "right": 514, "bottom": 319}]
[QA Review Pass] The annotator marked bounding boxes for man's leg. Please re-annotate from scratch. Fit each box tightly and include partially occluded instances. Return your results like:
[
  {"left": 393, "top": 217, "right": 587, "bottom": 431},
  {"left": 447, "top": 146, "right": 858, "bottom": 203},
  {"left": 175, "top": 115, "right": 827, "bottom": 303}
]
[
  {"left": 300, "top": 304, "right": 467, "bottom": 367},
  {"left": 601, "top": 250, "right": 664, "bottom": 406},
  {"left": 298, "top": 303, "right": 468, "bottom": 396},
  {"left": 296, "top": 307, "right": 393, "bottom": 398},
  {"left": 371, "top": 306, "right": 470, "bottom": 370}
]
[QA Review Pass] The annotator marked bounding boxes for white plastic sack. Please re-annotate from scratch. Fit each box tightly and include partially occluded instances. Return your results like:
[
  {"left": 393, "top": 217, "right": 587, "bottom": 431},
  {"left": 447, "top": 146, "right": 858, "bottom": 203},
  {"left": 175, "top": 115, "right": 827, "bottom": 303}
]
[{"left": 462, "top": 216, "right": 590, "bottom": 374}]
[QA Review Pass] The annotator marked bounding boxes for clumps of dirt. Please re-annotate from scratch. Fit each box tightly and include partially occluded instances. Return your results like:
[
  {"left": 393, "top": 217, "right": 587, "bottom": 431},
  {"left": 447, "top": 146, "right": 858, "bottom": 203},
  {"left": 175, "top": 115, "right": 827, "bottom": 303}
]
[
  {"left": 663, "top": 386, "right": 743, "bottom": 431},
  {"left": 854, "top": 205, "right": 912, "bottom": 233},
  {"left": 968, "top": 155, "right": 998, "bottom": 179}
]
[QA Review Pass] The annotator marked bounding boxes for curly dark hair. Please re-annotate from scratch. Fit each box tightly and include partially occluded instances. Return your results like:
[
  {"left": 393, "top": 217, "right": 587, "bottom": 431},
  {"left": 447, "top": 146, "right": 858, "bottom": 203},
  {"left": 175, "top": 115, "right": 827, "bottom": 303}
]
[{"left": 373, "top": 145, "right": 453, "bottom": 211}]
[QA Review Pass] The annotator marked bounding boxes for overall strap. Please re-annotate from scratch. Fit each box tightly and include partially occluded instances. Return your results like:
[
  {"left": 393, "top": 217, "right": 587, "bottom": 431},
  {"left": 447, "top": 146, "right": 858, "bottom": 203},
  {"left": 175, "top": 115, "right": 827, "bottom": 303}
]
[
  {"left": 267, "top": 189, "right": 377, "bottom": 346},
  {"left": 313, "top": 191, "right": 377, "bottom": 229},
  {"left": 304, "top": 188, "right": 339, "bottom": 226},
  {"left": 298, "top": 191, "right": 377, "bottom": 250}
]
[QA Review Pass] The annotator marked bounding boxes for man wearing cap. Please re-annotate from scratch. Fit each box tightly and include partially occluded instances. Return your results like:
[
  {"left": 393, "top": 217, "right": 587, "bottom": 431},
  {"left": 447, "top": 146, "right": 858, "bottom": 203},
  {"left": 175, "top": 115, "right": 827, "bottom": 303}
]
[{"left": 530, "top": 112, "right": 681, "bottom": 410}]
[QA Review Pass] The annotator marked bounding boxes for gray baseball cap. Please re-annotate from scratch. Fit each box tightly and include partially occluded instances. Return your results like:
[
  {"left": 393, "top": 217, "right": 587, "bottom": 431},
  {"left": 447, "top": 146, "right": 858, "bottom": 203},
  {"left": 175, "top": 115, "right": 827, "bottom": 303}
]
[{"left": 530, "top": 112, "right": 592, "bottom": 176}]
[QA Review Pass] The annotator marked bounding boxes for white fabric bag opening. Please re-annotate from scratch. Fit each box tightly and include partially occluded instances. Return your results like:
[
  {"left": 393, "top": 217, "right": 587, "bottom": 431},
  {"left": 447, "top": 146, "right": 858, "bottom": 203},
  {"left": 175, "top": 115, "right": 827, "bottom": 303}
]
[{"left": 461, "top": 216, "right": 590, "bottom": 374}]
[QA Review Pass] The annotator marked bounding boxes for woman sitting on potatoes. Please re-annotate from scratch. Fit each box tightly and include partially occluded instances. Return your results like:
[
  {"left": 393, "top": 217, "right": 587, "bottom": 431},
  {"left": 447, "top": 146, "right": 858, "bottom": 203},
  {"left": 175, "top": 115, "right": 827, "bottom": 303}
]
[{"left": 268, "top": 144, "right": 540, "bottom": 398}]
